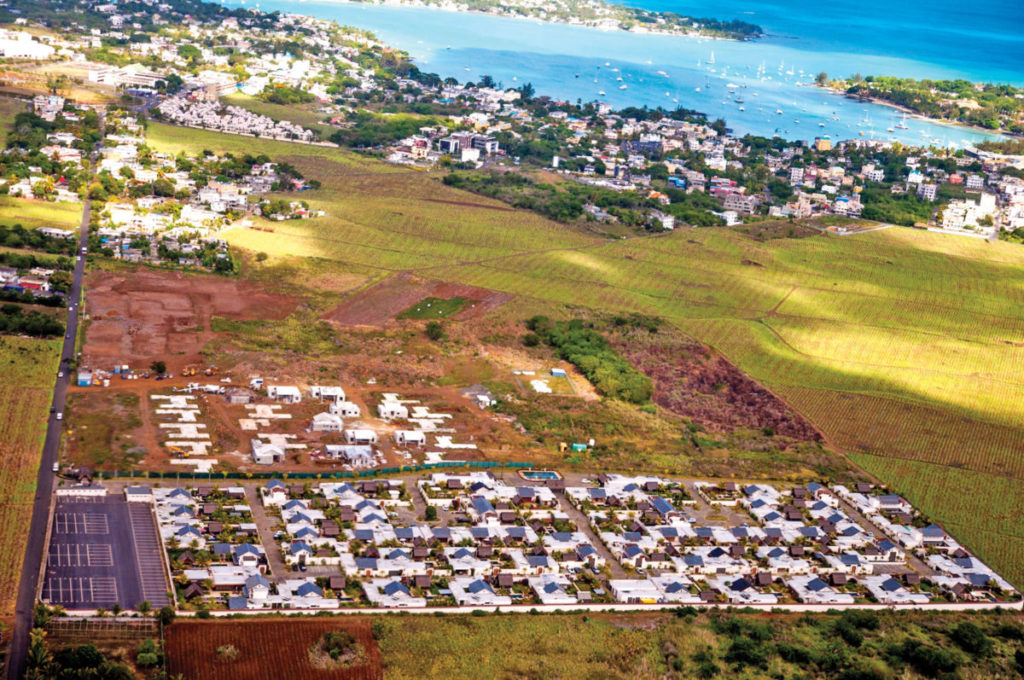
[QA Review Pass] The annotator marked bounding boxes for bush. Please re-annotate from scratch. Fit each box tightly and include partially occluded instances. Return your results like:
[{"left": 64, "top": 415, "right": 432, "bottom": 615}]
[
  {"left": 949, "top": 621, "right": 992, "bottom": 657},
  {"left": 425, "top": 321, "right": 444, "bottom": 341},
  {"left": 892, "top": 640, "right": 959, "bottom": 677},
  {"left": 724, "top": 638, "right": 767, "bottom": 668}
]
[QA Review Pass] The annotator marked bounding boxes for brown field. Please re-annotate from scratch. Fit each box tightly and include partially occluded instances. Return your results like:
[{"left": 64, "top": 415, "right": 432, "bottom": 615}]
[
  {"left": 165, "top": 618, "right": 382, "bottom": 680},
  {"left": 83, "top": 268, "right": 301, "bottom": 372},
  {"left": 324, "top": 272, "right": 512, "bottom": 327}
]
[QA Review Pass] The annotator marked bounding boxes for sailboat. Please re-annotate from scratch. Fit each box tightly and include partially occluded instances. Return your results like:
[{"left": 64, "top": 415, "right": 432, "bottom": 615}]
[
  {"left": 895, "top": 114, "right": 909, "bottom": 130},
  {"left": 708, "top": 51, "right": 715, "bottom": 65}
]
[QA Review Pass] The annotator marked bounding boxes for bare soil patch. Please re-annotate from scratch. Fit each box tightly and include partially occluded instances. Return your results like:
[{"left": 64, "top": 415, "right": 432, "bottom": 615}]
[
  {"left": 165, "top": 618, "right": 382, "bottom": 680},
  {"left": 611, "top": 327, "right": 822, "bottom": 442},
  {"left": 83, "top": 268, "right": 300, "bottom": 372}
]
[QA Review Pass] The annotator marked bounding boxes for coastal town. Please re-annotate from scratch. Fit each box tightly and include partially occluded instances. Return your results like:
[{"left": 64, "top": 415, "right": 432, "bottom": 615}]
[{"left": 1, "top": 0, "right": 1024, "bottom": 678}]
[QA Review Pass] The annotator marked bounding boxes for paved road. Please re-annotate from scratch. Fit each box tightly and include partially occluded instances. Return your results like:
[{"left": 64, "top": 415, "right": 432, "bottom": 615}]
[
  {"left": 244, "top": 486, "right": 288, "bottom": 579},
  {"left": 7, "top": 137, "right": 98, "bottom": 680}
]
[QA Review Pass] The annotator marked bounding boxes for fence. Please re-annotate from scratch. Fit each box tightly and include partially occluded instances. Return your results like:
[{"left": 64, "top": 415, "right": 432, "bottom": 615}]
[{"left": 92, "top": 460, "right": 535, "bottom": 481}]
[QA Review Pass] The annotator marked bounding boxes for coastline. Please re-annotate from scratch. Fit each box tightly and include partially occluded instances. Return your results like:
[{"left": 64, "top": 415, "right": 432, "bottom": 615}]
[
  {"left": 312, "top": 0, "right": 751, "bottom": 42},
  {"left": 814, "top": 83, "right": 1017, "bottom": 141}
]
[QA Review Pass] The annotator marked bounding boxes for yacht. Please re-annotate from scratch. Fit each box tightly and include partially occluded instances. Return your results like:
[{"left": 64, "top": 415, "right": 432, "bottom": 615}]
[{"left": 708, "top": 51, "right": 716, "bottom": 65}]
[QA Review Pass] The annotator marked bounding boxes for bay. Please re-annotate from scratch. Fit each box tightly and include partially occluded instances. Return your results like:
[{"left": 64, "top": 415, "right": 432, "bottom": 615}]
[{"left": 235, "top": 0, "right": 1017, "bottom": 146}]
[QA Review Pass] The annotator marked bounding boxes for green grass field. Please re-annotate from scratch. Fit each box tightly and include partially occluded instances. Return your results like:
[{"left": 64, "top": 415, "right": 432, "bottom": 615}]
[
  {"left": 0, "top": 336, "right": 61, "bottom": 618},
  {"left": 0, "top": 197, "right": 82, "bottom": 229},
  {"left": 145, "top": 126, "right": 1024, "bottom": 587},
  {"left": 397, "top": 296, "right": 468, "bottom": 319}
]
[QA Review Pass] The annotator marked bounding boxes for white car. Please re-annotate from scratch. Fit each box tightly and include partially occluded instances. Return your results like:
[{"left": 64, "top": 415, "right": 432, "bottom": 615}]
[
  {"left": 52, "top": 462, "right": 59, "bottom": 473},
  {"left": 58, "top": 371, "right": 64, "bottom": 378},
  {"left": 56, "top": 412, "right": 63, "bottom": 420}
]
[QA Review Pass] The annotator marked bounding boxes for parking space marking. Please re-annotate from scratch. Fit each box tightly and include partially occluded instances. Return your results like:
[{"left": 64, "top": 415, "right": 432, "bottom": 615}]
[
  {"left": 83, "top": 513, "right": 109, "bottom": 535},
  {"left": 43, "top": 576, "right": 118, "bottom": 604},
  {"left": 87, "top": 544, "right": 114, "bottom": 567}
]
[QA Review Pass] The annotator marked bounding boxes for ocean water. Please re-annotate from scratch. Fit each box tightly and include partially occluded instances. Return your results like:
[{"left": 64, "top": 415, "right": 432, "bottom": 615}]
[{"left": 234, "top": 0, "right": 1021, "bottom": 145}]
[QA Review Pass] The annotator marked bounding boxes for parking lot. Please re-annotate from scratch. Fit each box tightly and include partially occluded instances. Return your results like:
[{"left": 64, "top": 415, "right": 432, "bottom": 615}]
[{"left": 42, "top": 495, "right": 169, "bottom": 610}]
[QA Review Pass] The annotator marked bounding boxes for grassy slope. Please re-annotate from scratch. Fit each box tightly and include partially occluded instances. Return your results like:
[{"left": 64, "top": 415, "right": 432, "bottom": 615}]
[
  {"left": 144, "top": 123, "right": 1024, "bottom": 586},
  {"left": 0, "top": 337, "right": 61, "bottom": 617}
]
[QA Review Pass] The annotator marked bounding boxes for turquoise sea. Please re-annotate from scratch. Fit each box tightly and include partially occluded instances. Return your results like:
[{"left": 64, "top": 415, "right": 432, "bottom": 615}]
[{"left": 232, "top": 0, "right": 1023, "bottom": 146}]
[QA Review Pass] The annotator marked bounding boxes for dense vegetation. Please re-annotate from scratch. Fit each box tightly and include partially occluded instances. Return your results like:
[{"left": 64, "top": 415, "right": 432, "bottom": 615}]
[
  {"left": 24, "top": 630, "right": 165, "bottom": 680},
  {"left": 259, "top": 85, "right": 315, "bottom": 106},
  {"left": 525, "top": 316, "right": 652, "bottom": 403},
  {"left": 443, "top": 171, "right": 585, "bottom": 222},
  {"left": 0, "top": 303, "right": 64, "bottom": 337},
  {"left": 839, "top": 76, "right": 1024, "bottom": 133},
  {"left": 0, "top": 224, "right": 77, "bottom": 256},
  {"left": 330, "top": 112, "right": 443, "bottom": 148}
]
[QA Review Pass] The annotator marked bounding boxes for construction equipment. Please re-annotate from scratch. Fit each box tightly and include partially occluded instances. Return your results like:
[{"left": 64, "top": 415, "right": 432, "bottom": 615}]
[{"left": 168, "top": 445, "right": 189, "bottom": 458}]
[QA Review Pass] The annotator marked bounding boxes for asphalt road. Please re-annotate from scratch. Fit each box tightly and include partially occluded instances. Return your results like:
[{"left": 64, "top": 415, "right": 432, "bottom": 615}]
[{"left": 6, "top": 142, "right": 97, "bottom": 680}]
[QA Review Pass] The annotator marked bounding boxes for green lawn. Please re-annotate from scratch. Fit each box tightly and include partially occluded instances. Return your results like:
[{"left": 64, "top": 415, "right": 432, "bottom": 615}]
[
  {"left": 143, "top": 125, "right": 1024, "bottom": 587},
  {"left": 397, "top": 296, "right": 468, "bottom": 319}
]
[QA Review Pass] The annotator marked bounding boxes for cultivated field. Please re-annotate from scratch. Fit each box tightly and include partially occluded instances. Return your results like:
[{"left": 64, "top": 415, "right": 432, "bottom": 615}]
[
  {"left": 165, "top": 618, "right": 382, "bottom": 680},
  {"left": 140, "top": 126, "right": 1024, "bottom": 587},
  {"left": 0, "top": 336, "right": 61, "bottom": 618}
]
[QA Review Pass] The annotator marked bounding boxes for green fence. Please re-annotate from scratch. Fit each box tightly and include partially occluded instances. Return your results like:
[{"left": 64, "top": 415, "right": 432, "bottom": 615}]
[{"left": 94, "top": 460, "right": 535, "bottom": 482}]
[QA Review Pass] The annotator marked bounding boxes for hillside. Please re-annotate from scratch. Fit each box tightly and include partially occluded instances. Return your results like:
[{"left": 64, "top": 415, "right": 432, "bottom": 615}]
[{"left": 145, "top": 122, "right": 1024, "bottom": 587}]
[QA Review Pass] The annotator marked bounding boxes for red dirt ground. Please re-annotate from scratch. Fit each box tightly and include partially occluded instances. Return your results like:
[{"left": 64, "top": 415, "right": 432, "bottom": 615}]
[
  {"left": 323, "top": 272, "right": 512, "bottom": 327},
  {"left": 82, "top": 268, "right": 300, "bottom": 372},
  {"left": 165, "top": 618, "right": 382, "bottom": 680}
]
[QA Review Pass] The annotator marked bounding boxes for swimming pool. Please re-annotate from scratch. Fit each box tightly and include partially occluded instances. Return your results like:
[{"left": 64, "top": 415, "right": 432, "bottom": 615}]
[{"left": 520, "top": 470, "right": 562, "bottom": 481}]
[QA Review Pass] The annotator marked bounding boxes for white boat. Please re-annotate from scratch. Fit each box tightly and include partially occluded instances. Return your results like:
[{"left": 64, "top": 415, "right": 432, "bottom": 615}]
[
  {"left": 708, "top": 51, "right": 716, "bottom": 64},
  {"left": 598, "top": 90, "right": 606, "bottom": 96},
  {"left": 895, "top": 114, "right": 909, "bottom": 130},
  {"left": 619, "top": 84, "right": 627, "bottom": 90},
  {"left": 819, "top": 122, "right": 826, "bottom": 127},
  {"left": 776, "top": 109, "right": 783, "bottom": 115},
  {"left": 657, "top": 70, "right": 669, "bottom": 77},
  {"left": 695, "top": 87, "right": 701, "bottom": 92},
  {"left": 738, "top": 106, "right": 745, "bottom": 111}
]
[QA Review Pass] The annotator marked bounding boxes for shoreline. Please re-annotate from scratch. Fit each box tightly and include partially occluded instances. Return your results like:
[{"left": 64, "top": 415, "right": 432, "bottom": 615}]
[
  {"left": 306, "top": 0, "right": 753, "bottom": 42},
  {"left": 814, "top": 84, "right": 1018, "bottom": 141}
]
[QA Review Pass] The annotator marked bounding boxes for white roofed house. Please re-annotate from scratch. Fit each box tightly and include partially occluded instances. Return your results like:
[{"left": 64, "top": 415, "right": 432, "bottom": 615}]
[
  {"left": 329, "top": 401, "right": 361, "bottom": 418},
  {"left": 311, "top": 412, "right": 344, "bottom": 433},
  {"left": 251, "top": 439, "right": 285, "bottom": 465},
  {"left": 377, "top": 400, "right": 409, "bottom": 420},
  {"left": 309, "top": 386, "right": 346, "bottom": 402},
  {"left": 394, "top": 430, "right": 426, "bottom": 447},
  {"left": 267, "top": 385, "right": 302, "bottom": 403},
  {"left": 345, "top": 429, "right": 378, "bottom": 445}
]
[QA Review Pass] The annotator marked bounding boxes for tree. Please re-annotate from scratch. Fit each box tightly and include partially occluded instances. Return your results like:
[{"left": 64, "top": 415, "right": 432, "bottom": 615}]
[
  {"left": 138, "top": 600, "right": 151, "bottom": 616},
  {"left": 816, "top": 71, "right": 829, "bottom": 86},
  {"left": 157, "top": 605, "right": 176, "bottom": 626},
  {"left": 424, "top": 505, "right": 438, "bottom": 521},
  {"left": 424, "top": 321, "right": 444, "bottom": 341},
  {"left": 150, "top": 360, "right": 167, "bottom": 375},
  {"left": 24, "top": 629, "right": 54, "bottom": 680},
  {"left": 255, "top": 252, "right": 269, "bottom": 262}
]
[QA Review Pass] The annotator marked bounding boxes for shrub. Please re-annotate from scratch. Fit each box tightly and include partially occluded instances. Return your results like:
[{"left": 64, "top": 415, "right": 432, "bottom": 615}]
[
  {"left": 724, "top": 638, "right": 767, "bottom": 668},
  {"left": 949, "top": 621, "right": 992, "bottom": 657},
  {"left": 425, "top": 321, "right": 444, "bottom": 341}
]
